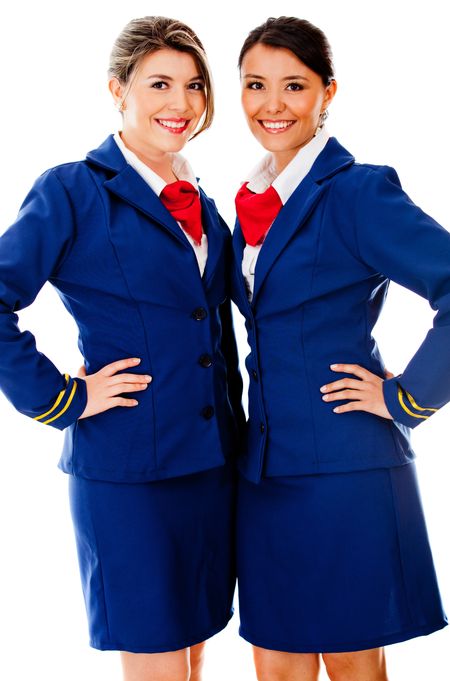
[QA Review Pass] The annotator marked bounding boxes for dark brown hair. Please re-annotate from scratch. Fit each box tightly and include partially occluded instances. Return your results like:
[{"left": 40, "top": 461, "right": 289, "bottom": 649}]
[
  {"left": 109, "top": 16, "right": 214, "bottom": 139},
  {"left": 238, "top": 16, "right": 335, "bottom": 86}
]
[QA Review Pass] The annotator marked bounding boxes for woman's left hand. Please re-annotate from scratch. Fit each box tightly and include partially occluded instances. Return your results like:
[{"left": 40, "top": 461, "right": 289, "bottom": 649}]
[{"left": 320, "top": 364, "right": 394, "bottom": 419}]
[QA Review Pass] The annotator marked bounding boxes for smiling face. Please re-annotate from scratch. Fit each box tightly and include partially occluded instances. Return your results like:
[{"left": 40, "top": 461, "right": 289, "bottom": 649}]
[
  {"left": 109, "top": 48, "right": 207, "bottom": 163},
  {"left": 240, "top": 43, "right": 336, "bottom": 169}
]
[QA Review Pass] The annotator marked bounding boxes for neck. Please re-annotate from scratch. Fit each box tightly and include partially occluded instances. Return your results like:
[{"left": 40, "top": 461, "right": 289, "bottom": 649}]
[
  {"left": 271, "top": 131, "right": 317, "bottom": 175},
  {"left": 119, "top": 132, "right": 177, "bottom": 183}
]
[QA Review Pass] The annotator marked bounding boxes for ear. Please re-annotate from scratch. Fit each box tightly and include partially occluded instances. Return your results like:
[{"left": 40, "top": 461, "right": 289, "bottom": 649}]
[
  {"left": 108, "top": 76, "right": 125, "bottom": 108},
  {"left": 323, "top": 79, "right": 338, "bottom": 109}
]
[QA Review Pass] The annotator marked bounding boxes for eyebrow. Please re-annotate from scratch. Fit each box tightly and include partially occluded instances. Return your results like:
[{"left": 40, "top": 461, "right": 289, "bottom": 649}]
[
  {"left": 243, "top": 73, "right": 310, "bottom": 82},
  {"left": 145, "top": 73, "right": 204, "bottom": 81}
]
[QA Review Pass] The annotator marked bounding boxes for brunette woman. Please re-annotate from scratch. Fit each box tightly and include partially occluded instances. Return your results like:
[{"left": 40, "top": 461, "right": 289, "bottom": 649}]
[{"left": 232, "top": 16, "right": 448, "bottom": 681}]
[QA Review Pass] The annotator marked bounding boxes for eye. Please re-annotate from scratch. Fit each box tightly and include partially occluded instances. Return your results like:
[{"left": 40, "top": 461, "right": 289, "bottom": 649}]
[
  {"left": 247, "top": 81, "right": 264, "bottom": 90},
  {"left": 188, "top": 81, "right": 205, "bottom": 91},
  {"left": 150, "top": 81, "right": 169, "bottom": 89},
  {"left": 286, "top": 82, "right": 305, "bottom": 91}
]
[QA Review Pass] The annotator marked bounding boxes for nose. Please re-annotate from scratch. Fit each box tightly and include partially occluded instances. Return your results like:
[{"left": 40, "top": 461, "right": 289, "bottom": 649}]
[
  {"left": 168, "top": 85, "right": 190, "bottom": 114},
  {"left": 263, "top": 91, "right": 285, "bottom": 115}
]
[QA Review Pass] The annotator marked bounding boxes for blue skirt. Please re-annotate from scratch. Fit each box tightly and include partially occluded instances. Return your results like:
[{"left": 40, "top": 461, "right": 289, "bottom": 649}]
[
  {"left": 237, "top": 462, "right": 447, "bottom": 653},
  {"left": 68, "top": 462, "right": 236, "bottom": 653}
]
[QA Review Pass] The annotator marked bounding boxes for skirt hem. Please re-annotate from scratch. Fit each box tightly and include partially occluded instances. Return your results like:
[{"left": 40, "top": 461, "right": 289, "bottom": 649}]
[
  {"left": 238, "top": 618, "right": 448, "bottom": 654},
  {"left": 89, "top": 610, "right": 234, "bottom": 653}
]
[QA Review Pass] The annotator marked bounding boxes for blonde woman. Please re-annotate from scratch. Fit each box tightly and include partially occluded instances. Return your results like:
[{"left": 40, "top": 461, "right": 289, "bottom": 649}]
[{"left": 0, "top": 16, "right": 243, "bottom": 681}]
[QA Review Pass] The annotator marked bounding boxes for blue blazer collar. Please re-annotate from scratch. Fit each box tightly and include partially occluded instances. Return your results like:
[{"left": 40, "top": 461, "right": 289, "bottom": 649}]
[
  {"left": 233, "top": 137, "right": 355, "bottom": 307},
  {"left": 86, "top": 134, "right": 128, "bottom": 173},
  {"left": 309, "top": 136, "right": 355, "bottom": 182}
]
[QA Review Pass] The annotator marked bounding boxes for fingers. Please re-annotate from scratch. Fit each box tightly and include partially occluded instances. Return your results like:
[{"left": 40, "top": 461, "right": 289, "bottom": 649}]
[
  {"left": 80, "top": 359, "right": 151, "bottom": 419},
  {"left": 109, "top": 373, "right": 152, "bottom": 385},
  {"left": 329, "top": 363, "right": 374, "bottom": 381},
  {"left": 322, "top": 388, "right": 367, "bottom": 403},
  {"left": 106, "top": 382, "right": 149, "bottom": 396},
  {"left": 320, "top": 378, "right": 363, "bottom": 393},
  {"left": 331, "top": 401, "right": 365, "bottom": 414},
  {"left": 110, "top": 397, "right": 140, "bottom": 408},
  {"left": 99, "top": 357, "right": 142, "bottom": 377},
  {"left": 384, "top": 368, "right": 395, "bottom": 379},
  {"left": 321, "top": 364, "right": 390, "bottom": 419}
]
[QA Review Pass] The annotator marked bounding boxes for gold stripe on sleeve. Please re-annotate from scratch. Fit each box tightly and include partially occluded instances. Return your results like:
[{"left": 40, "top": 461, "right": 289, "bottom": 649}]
[
  {"left": 405, "top": 390, "right": 438, "bottom": 413},
  {"left": 43, "top": 381, "right": 78, "bottom": 425},
  {"left": 397, "top": 386, "right": 429, "bottom": 420},
  {"left": 34, "top": 374, "right": 70, "bottom": 421}
]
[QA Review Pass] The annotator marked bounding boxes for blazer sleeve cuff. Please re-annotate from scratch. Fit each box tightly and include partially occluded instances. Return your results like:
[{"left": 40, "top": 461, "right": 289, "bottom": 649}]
[
  {"left": 32, "top": 375, "right": 87, "bottom": 431},
  {"left": 382, "top": 375, "right": 437, "bottom": 429}
]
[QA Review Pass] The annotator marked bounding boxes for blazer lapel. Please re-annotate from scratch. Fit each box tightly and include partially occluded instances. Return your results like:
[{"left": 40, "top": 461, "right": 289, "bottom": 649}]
[
  {"left": 232, "top": 220, "right": 252, "bottom": 314},
  {"left": 248, "top": 137, "right": 355, "bottom": 305},
  {"left": 200, "top": 191, "right": 225, "bottom": 288},
  {"left": 86, "top": 135, "right": 192, "bottom": 249},
  {"left": 104, "top": 167, "right": 192, "bottom": 249},
  {"left": 251, "top": 175, "right": 325, "bottom": 303},
  {"left": 232, "top": 217, "right": 246, "bottom": 269}
]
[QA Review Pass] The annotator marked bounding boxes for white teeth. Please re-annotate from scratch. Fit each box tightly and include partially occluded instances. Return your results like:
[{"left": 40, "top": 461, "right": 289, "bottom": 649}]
[
  {"left": 158, "top": 120, "right": 187, "bottom": 129},
  {"left": 262, "top": 121, "right": 294, "bottom": 129}
]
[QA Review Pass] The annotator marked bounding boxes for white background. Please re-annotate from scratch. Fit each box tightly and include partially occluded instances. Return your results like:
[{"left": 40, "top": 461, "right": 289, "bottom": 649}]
[{"left": 0, "top": 1, "right": 449, "bottom": 679}]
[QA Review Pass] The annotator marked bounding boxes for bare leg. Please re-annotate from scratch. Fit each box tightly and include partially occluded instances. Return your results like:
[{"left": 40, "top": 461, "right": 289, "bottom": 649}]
[
  {"left": 120, "top": 648, "right": 190, "bottom": 681},
  {"left": 252, "top": 645, "right": 321, "bottom": 681},
  {"left": 322, "top": 648, "right": 388, "bottom": 681},
  {"left": 189, "top": 641, "right": 206, "bottom": 681}
]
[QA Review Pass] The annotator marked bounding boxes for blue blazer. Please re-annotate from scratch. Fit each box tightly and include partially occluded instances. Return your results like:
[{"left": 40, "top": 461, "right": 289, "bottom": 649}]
[
  {"left": 231, "top": 137, "right": 450, "bottom": 483},
  {"left": 0, "top": 134, "right": 244, "bottom": 482}
]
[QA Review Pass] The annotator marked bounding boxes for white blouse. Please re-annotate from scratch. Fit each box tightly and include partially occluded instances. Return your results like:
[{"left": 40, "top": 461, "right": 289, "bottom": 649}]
[
  {"left": 113, "top": 132, "right": 208, "bottom": 277},
  {"left": 241, "top": 126, "right": 330, "bottom": 301}
]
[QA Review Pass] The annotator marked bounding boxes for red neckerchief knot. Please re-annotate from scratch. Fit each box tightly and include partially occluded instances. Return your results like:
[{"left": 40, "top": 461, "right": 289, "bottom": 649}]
[{"left": 160, "top": 180, "right": 203, "bottom": 245}]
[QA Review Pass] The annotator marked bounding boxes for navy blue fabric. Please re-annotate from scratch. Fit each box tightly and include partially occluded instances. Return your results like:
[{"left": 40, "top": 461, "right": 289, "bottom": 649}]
[
  {"left": 231, "top": 137, "right": 450, "bottom": 482},
  {"left": 237, "top": 463, "right": 447, "bottom": 653},
  {"left": 69, "top": 462, "right": 236, "bottom": 652},
  {"left": 0, "top": 134, "right": 244, "bottom": 481}
]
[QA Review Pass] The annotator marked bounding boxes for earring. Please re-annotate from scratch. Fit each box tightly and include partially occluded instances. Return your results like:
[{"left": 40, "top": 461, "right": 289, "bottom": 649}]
[
  {"left": 319, "top": 109, "right": 329, "bottom": 125},
  {"left": 314, "top": 109, "right": 329, "bottom": 136}
]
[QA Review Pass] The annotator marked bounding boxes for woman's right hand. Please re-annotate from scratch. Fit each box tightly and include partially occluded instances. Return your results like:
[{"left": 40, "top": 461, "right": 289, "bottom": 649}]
[{"left": 77, "top": 358, "right": 152, "bottom": 419}]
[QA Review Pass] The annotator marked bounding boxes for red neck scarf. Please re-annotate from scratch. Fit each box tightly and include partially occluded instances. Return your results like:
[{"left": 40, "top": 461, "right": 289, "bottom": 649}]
[
  {"left": 235, "top": 182, "right": 282, "bottom": 246},
  {"left": 160, "top": 180, "right": 203, "bottom": 245}
]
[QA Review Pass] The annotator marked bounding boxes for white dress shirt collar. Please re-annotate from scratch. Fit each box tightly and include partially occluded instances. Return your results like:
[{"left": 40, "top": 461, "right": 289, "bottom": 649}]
[
  {"left": 245, "top": 126, "right": 330, "bottom": 204},
  {"left": 113, "top": 132, "right": 199, "bottom": 196}
]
